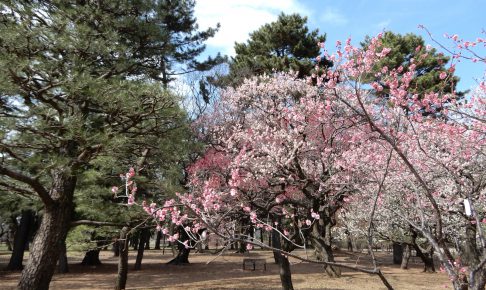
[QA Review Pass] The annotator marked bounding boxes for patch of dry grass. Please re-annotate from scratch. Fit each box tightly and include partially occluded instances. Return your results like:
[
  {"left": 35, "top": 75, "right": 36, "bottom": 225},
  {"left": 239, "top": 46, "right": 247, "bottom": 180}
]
[{"left": 0, "top": 249, "right": 450, "bottom": 289}]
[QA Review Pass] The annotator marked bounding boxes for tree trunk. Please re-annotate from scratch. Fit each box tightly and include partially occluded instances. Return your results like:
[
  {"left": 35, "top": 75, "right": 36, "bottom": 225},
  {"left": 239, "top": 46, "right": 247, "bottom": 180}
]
[
  {"left": 469, "top": 268, "right": 486, "bottom": 290},
  {"left": 154, "top": 230, "right": 162, "bottom": 250},
  {"left": 167, "top": 226, "right": 191, "bottom": 265},
  {"left": 144, "top": 230, "right": 150, "bottom": 250},
  {"left": 271, "top": 226, "right": 294, "bottom": 290},
  {"left": 462, "top": 223, "right": 480, "bottom": 267},
  {"left": 346, "top": 231, "right": 353, "bottom": 252},
  {"left": 7, "top": 210, "right": 35, "bottom": 271},
  {"left": 113, "top": 239, "right": 120, "bottom": 257},
  {"left": 134, "top": 228, "right": 150, "bottom": 270},
  {"left": 310, "top": 220, "right": 341, "bottom": 277},
  {"left": 462, "top": 223, "right": 485, "bottom": 290},
  {"left": 58, "top": 240, "right": 69, "bottom": 273},
  {"left": 400, "top": 243, "right": 411, "bottom": 269},
  {"left": 115, "top": 227, "right": 129, "bottom": 290},
  {"left": 81, "top": 249, "right": 102, "bottom": 266},
  {"left": 392, "top": 242, "right": 403, "bottom": 265},
  {"left": 81, "top": 231, "right": 103, "bottom": 266},
  {"left": 18, "top": 173, "right": 76, "bottom": 290},
  {"left": 131, "top": 234, "right": 139, "bottom": 250},
  {"left": 259, "top": 228, "right": 264, "bottom": 249},
  {"left": 277, "top": 253, "right": 294, "bottom": 290},
  {"left": 411, "top": 231, "right": 435, "bottom": 273}
]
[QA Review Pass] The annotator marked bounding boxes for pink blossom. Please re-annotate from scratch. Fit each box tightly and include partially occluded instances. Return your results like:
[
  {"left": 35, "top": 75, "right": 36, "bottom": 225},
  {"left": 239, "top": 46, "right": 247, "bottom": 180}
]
[
  {"left": 111, "top": 186, "right": 119, "bottom": 194},
  {"left": 439, "top": 72, "right": 447, "bottom": 80},
  {"left": 183, "top": 240, "right": 190, "bottom": 249},
  {"left": 305, "top": 219, "right": 312, "bottom": 226},
  {"left": 127, "top": 194, "right": 135, "bottom": 205},
  {"left": 128, "top": 167, "right": 135, "bottom": 178},
  {"left": 246, "top": 244, "right": 253, "bottom": 250}
]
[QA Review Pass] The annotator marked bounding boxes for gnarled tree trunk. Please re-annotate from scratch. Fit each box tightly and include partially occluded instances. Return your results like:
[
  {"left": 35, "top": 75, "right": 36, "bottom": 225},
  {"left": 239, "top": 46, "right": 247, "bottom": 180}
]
[
  {"left": 411, "top": 230, "right": 435, "bottom": 273},
  {"left": 167, "top": 226, "right": 191, "bottom": 265},
  {"left": 81, "top": 249, "right": 102, "bottom": 266},
  {"left": 310, "top": 218, "right": 341, "bottom": 277},
  {"left": 400, "top": 243, "right": 411, "bottom": 270},
  {"left": 18, "top": 173, "right": 75, "bottom": 290},
  {"left": 7, "top": 209, "right": 35, "bottom": 271},
  {"left": 81, "top": 232, "right": 103, "bottom": 266}
]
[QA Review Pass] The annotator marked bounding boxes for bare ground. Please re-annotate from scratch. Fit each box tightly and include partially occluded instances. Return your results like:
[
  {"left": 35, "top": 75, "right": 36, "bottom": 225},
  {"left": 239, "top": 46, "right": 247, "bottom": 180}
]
[{"left": 0, "top": 249, "right": 451, "bottom": 290}]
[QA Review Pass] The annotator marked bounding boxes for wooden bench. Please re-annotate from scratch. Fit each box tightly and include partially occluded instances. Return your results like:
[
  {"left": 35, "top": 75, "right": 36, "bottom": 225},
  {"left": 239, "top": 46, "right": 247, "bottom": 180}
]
[{"left": 242, "top": 258, "right": 266, "bottom": 271}]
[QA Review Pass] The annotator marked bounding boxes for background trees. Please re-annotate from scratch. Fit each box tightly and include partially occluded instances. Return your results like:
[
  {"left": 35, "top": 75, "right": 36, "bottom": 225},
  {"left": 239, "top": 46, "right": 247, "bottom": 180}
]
[
  {"left": 179, "top": 32, "right": 486, "bottom": 290},
  {"left": 1, "top": 1, "right": 484, "bottom": 289}
]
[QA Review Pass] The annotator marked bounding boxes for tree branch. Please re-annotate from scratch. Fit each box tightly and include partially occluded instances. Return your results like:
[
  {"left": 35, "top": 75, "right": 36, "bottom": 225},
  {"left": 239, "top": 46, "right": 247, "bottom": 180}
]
[{"left": 0, "top": 165, "right": 53, "bottom": 207}]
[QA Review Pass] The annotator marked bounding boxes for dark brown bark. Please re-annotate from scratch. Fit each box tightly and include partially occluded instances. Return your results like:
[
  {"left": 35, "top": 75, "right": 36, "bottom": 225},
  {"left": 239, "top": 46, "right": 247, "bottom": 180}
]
[
  {"left": 134, "top": 228, "right": 150, "bottom": 270},
  {"left": 6, "top": 210, "right": 35, "bottom": 271},
  {"left": 144, "top": 230, "right": 150, "bottom": 250},
  {"left": 81, "top": 250, "right": 102, "bottom": 266},
  {"left": 392, "top": 242, "right": 403, "bottom": 265},
  {"left": 310, "top": 220, "right": 341, "bottom": 277},
  {"left": 345, "top": 230, "right": 353, "bottom": 252},
  {"left": 167, "top": 246, "right": 191, "bottom": 264},
  {"left": 411, "top": 231, "right": 435, "bottom": 273},
  {"left": 259, "top": 228, "right": 264, "bottom": 249},
  {"left": 400, "top": 243, "right": 411, "bottom": 270},
  {"left": 18, "top": 173, "right": 76, "bottom": 290},
  {"left": 271, "top": 226, "right": 294, "bottom": 290},
  {"left": 57, "top": 240, "right": 69, "bottom": 273},
  {"left": 113, "top": 239, "right": 120, "bottom": 257},
  {"left": 131, "top": 234, "right": 139, "bottom": 250},
  {"left": 154, "top": 230, "right": 162, "bottom": 250},
  {"left": 115, "top": 227, "right": 129, "bottom": 290},
  {"left": 277, "top": 253, "right": 294, "bottom": 290},
  {"left": 81, "top": 232, "right": 103, "bottom": 266},
  {"left": 167, "top": 227, "right": 191, "bottom": 265}
]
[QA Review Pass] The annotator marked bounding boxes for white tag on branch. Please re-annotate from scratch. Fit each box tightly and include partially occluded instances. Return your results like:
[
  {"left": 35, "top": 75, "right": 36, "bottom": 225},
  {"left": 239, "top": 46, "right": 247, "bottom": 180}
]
[{"left": 464, "top": 198, "right": 472, "bottom": 216}]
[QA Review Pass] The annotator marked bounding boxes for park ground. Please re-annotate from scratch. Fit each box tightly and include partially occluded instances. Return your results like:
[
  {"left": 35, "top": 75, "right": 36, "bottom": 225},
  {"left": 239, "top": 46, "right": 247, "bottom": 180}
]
[{"left": 0, "top": 249, "right": 451, "bottom": 289}]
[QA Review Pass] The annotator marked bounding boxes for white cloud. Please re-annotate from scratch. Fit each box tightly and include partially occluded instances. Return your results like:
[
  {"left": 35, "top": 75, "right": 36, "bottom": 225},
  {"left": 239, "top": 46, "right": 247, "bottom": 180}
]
[
  {"left": 320, "top": 8, "right": 348, "bottom": 26},
  {"left": 194, "top": 0, "right": 310, "bottom": 56},
  {"left": 376, "top": 19, "right": 391, "bottom": 30}
]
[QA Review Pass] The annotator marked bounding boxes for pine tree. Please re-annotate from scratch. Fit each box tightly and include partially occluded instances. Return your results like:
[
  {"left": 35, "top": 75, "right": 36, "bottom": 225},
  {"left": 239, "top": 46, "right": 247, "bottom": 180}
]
[
  {"left": 361, "top": 31, "right": 463, "bottom": 110},
  {"left": 221, "top": 13, "right": 332, "bottom": 86},
  {"left": 0, "top": 1, "right": 213, "bottom": 289}
]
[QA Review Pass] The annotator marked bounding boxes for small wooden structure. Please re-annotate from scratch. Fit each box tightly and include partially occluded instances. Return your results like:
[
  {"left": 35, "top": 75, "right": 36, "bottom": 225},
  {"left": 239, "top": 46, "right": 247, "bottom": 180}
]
[{"left": 242, "top": 258, "right": 266, "bottom": 271}]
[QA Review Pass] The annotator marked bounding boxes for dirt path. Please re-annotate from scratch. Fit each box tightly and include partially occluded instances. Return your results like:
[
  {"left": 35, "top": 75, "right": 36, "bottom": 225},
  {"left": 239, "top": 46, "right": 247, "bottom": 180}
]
[{"left": 0, "top": 249, "right": 450, "bottom": 289}]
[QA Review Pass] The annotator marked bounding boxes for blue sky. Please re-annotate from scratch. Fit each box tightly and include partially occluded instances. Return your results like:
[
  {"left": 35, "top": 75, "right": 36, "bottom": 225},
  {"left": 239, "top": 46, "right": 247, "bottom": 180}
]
[{"left": 194, "top": 0, "right": 485, "bottom": 91}]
